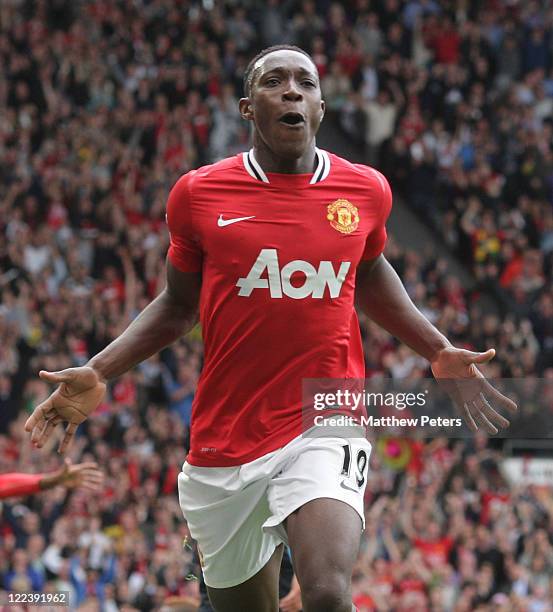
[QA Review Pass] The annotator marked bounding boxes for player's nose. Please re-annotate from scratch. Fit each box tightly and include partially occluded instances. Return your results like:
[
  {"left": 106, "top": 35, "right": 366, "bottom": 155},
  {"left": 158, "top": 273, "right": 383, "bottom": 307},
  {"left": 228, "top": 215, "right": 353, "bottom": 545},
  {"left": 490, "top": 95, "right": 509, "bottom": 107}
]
[{"left": 282, "top": 79, "right": 303, "bottom": 101}]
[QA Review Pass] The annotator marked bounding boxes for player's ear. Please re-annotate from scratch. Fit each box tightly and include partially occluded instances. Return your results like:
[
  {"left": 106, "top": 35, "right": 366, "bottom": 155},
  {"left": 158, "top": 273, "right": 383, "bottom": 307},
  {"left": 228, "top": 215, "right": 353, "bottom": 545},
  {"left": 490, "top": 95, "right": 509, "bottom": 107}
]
[
  {"left": 319, "top": 100, "right": 326, "bottom": 123},
  {"left": 239, "top": 98, "right": 254, "bottom": 121}
]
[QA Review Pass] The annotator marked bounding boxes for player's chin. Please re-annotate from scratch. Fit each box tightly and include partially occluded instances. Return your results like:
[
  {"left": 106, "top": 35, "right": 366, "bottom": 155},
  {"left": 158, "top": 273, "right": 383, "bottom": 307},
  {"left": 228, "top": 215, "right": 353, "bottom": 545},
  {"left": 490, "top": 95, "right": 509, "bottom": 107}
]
[{"left": 270, "top": 136, "right": 311, "bottom": 160}]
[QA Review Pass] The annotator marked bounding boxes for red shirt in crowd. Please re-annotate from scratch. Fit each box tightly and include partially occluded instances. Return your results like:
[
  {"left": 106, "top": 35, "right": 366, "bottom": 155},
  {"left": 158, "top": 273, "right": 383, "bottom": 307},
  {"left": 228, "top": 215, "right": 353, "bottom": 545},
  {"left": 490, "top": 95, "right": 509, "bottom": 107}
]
[
  {"left": 353, "top": 593, "right": 376, "bottom": 611},
  {"left": 480, "top": 490, "right": 510, "bottom": 525},
  {"left": 427, "top": 25, "right": 461, "bottom": 64},
  {"left": 413, "top": 535, "right": 453, "bottom": 566}
]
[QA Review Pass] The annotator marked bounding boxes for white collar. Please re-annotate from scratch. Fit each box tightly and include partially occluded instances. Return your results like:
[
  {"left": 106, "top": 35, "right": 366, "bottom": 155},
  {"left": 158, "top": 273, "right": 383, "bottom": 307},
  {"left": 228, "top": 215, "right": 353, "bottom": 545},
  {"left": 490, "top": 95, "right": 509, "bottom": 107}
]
[{"left": 242, "top": 148, "right": 331, "bottom": 184}]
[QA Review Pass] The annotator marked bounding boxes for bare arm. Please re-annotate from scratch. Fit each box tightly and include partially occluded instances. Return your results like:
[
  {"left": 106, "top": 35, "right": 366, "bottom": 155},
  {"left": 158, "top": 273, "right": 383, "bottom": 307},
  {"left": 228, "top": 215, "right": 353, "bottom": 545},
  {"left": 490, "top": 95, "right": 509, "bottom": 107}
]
[
  {"left": 25, "top": 260, "right": 201, "bottom": 451},
  {"left": 356, "top": 255, "right": 450, "bottom": 361},
  {"left": 355, "top": 255, "right": 516, "bottom": 432},
  {"left": 88, "top": 260, "right": 201, "bottom": 381}
]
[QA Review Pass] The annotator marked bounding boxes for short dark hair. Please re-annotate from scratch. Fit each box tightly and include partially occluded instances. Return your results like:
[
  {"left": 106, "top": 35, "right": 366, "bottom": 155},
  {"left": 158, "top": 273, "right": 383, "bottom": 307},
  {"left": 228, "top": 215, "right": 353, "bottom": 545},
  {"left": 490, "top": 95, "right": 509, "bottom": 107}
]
[{"left": 243, "top": 45, "right": 316, "bottom": 97}]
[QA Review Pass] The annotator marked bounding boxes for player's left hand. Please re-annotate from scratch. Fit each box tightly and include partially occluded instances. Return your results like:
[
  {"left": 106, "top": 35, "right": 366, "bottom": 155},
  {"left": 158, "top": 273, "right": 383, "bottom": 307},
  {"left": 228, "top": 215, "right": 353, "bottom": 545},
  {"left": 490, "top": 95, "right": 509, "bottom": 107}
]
[{"left": 430, "top": 347, "right": 517, "bottom": 434}]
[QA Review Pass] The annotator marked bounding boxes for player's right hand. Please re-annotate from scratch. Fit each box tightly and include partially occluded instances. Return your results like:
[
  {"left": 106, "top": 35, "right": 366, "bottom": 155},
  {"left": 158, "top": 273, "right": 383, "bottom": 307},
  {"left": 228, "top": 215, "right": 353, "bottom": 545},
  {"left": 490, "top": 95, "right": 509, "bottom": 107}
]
[{"left": 25, "top": 367, "right": 107, "bottom": 453}]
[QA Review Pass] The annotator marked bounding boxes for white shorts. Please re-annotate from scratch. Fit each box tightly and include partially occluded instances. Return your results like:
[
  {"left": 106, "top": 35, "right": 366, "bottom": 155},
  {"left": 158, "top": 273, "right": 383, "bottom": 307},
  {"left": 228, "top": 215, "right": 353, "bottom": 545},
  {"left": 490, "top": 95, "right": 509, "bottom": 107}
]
[{"left": 178, "top": 429, "right": 371, "bottom": 589}]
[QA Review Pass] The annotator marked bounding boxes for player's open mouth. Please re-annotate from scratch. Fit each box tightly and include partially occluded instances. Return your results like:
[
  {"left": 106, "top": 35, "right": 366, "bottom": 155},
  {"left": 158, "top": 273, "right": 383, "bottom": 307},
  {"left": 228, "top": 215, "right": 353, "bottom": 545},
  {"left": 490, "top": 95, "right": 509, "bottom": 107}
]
[{"left": 279, "top": 112, "right": 305, "bottom": 127}]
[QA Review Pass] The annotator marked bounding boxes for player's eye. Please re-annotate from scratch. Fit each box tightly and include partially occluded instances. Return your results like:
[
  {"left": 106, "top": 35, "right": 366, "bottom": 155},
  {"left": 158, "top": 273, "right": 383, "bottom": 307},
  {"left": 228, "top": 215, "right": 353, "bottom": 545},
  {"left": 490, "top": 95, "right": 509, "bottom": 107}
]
[
  {"left": 265, "top": 77, "right": 280, "bottom": 86},
  {"left": 302, "top": 80, "right": 316, "bottom": 88}
]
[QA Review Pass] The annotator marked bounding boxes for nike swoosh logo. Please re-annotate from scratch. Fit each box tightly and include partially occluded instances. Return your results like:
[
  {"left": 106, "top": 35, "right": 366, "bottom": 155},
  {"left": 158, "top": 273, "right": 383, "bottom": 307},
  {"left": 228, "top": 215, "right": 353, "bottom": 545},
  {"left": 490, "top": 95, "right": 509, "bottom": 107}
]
[
  {"left": 218, "top": 214, "right": 256, "bottom": 227},
  {"left": 340, "top": 481, "right": 359, "bottom": 493}
]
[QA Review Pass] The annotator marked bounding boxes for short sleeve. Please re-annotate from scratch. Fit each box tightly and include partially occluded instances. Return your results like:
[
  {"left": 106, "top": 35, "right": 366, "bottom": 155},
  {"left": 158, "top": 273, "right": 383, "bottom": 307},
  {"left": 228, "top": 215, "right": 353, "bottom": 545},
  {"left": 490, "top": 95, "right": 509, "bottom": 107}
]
[
  {"left": 166, "top": 171, "right": 203, "bottom": 273},
  {"left": 361, "top": 169, "right": 393, "bottom": 261},
  {"left": 0, "top": 473, "right": 42, "bottom": 499}
]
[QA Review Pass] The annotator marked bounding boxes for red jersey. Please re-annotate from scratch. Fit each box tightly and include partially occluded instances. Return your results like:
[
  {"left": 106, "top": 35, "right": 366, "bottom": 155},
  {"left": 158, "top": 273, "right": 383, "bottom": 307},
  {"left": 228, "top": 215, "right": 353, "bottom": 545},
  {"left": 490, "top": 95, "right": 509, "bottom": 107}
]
[{"left": 167, "top": 148, "right": 392, "bottom": 466}]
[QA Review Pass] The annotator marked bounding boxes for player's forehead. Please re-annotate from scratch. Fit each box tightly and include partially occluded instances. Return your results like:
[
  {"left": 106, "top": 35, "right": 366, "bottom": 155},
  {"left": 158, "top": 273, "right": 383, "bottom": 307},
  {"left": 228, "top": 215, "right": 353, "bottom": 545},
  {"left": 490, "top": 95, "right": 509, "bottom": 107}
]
[{"left": 254, "top": 50, "right": 318, "bottom": 79}]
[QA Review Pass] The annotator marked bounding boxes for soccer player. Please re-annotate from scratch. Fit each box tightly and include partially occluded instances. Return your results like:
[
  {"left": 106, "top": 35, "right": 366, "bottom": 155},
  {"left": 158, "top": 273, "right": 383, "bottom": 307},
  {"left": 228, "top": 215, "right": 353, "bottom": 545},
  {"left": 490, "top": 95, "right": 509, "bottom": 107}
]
[{"left": 24, "top": 46, "right": 516, "bottom": 611}]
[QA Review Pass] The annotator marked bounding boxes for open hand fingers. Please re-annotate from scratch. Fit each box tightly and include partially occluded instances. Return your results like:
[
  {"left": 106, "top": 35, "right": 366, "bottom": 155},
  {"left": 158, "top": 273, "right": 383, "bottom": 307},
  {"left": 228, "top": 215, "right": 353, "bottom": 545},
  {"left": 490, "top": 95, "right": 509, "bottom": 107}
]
[
  {"left": 30, "top": 408, "right": 54, "bottom": 445},
  {"left": 35, "top": 417, "right": 62, "bottom": 448},
  {"left": 478, "top": 393, "right": 510, "bottom": 429},
  {"left": 28, "top": 399, "right": 82, "bottom": 453},
  {"left": 471, "top": 398, "right": 498, "bottom": 435},
  {"left": 58, "top": 422, "right": 78, "bottom": 454},
  {"left": 447, "top": 376, "right": 515, "bottom": 435},
  {"left": 39, "top": 369, "right": 77, "bottom": 385},
  {"left": 461, "top": 402, "right": 478, "bottom": 433},
  {"left": 79, "top": 481, "right": 103, "bottom": 492},
  {"left": 28, "top": 396, "right": 66, "bottom": 447},
  {"left": 78, "top": 474, "right": 104, "bottom": 491},
  {"left": 480, "top": 378, "right": 518, "bottom": 414},
  {"left": 73, "top": 467, "right": 104, "bottom": 491},
  {"left": 25, "top": 397, "right": 54, "bottom": 434},
  {"left": 72, "top": 462, "right": 100, "bottom": 472},
  {"left": 84, "top": 473, "right": 104, "bottom": 488},
  {"left": 464, "top": 392, "right": 511, "bottom": 435},
  {"left": 82, "top": 468, "right": 103, "bottom": 481},
  {"left": 460, "top": 348, "right": 495, "bottom": 366},
  {"left": 31, "top": 419, "right": 47, "bottom": 445}
]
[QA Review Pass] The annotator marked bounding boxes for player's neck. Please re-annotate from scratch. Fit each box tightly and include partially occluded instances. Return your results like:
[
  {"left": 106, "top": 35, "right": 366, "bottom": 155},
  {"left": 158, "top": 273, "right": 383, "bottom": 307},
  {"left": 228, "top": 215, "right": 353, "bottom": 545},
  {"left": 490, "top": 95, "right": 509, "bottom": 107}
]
[{"left": 252, "top": 141, "right": 317, "bottom": 174}]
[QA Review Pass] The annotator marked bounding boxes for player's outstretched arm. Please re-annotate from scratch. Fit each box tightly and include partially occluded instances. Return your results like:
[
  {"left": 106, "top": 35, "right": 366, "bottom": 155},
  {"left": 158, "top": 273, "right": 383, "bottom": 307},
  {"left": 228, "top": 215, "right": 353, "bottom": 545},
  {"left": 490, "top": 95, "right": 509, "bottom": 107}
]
[
  {"left": 25, "top": 261, "right": 201, "bottom": 452},
  {"left": 355, "top": 256, "right": 517, "bottom": 433}
]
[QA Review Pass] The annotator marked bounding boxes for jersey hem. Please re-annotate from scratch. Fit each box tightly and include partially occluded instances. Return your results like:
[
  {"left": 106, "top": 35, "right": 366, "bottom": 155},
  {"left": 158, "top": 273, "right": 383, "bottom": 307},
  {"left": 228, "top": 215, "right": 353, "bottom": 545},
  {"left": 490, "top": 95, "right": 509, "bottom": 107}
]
[{"left": 185, "top": 428, "right": 301, "bottom": 467}]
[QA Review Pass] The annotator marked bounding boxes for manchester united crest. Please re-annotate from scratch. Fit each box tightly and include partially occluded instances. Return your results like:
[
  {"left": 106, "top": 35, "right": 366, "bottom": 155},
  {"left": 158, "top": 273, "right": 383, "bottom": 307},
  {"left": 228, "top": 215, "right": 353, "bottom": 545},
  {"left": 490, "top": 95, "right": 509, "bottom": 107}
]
[{"left": 327, "top": 199, "right": 359, "bottom": 234}]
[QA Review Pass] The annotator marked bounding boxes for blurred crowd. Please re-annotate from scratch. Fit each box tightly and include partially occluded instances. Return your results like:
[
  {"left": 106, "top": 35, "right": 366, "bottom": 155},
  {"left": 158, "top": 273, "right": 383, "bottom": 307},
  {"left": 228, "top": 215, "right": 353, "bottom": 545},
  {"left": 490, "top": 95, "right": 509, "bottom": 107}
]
[
  {"left": 345, "top": 0, "right": 553, "bottom": 365},
  {"left": 356, "top": 433, "right": 553, "bottom": 611},
  {"left": 2, "top": 417, "right": 553, "bottom": 611},
  {"left": 0, "top": 412, "right": 198, "bottom": 611},
  {"left": 1, "top": 0, "right": 553, "bottom": 610}
]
